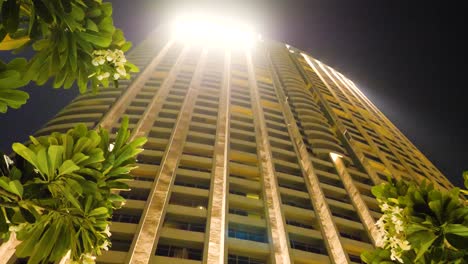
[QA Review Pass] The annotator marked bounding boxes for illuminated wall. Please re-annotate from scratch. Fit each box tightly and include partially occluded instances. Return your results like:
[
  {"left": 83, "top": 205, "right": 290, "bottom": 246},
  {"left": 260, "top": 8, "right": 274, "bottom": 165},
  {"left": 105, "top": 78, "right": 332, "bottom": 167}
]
[{"left": 8, "top": 24, "right": 454, "bottom": 264}]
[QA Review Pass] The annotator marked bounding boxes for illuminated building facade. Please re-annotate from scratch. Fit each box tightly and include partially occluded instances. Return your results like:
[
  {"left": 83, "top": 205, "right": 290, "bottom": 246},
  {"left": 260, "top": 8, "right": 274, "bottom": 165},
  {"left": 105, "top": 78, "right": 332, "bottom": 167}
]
[{"left": 7, "top": 25, "right": 454, "bottom": 264}]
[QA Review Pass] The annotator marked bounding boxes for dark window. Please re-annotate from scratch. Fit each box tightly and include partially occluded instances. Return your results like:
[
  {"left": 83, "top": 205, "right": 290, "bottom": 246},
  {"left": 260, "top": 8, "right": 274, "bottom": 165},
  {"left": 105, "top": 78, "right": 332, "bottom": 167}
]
[
  {"left": 112, "top": 213, "right": 141, "bottom": 224},
  {"left": 164, "top": 220, "right": 205, "bottom": 232},
  {"left": 228, "top": 254, "right": 265, "bottom": 264},
  {"left": 290, "top": 240, "right": 327, "bottom": 255},
  {"left": 155, "top": 245, "right": 202, "bottom": 260},
  {"left": 228, "top": 228, "right": 267, "bottom": 243}
]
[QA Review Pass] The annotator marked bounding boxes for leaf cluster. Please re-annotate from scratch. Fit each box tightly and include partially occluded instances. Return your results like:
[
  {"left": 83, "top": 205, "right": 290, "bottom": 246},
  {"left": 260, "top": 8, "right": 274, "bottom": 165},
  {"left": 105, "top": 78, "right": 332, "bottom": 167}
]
[
  {"left": 0, "top": 117, "right": 146, "bottom": 264},
  {"left": 0, "top": 0, "right": 139, "bottom": 113},
  {"left": 362, "top": 179, "right": 468, "bottom": 264}
]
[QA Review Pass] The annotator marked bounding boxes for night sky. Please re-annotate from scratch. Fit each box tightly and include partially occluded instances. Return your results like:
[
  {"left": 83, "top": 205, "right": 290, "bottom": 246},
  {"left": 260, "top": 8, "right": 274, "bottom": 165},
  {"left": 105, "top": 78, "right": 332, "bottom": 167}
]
[{"left": 0, "top": 1, "right": 466, "bottom": 187}]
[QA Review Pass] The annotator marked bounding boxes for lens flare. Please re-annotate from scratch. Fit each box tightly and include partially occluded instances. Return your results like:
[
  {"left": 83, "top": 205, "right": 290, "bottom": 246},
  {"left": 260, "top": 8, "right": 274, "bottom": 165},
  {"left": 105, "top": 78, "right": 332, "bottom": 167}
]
[{"left": 171, "top": 13, "right": 258, "bottom": 49}]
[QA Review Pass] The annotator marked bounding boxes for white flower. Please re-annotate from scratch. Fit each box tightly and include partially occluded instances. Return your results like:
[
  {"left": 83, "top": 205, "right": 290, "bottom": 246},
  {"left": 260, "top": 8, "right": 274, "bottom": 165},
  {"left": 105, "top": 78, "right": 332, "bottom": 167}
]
[
  {"left": 91, "top": 49, "right": 128, "bottom": 82},
  {"left": 103, "top": 225, "right": 112, "bottom": 237},
  {"left": 100, "top": 240, "right": 110, "bottom": 251},
  {"left": 375, "top": 202, "right": 411, "bottom": 263},
  {"left": 108, "top": 143, "right": 115, "bottom": 152},
  {"left": 116, "top": 66, "right": 126, "bottom": 76}
]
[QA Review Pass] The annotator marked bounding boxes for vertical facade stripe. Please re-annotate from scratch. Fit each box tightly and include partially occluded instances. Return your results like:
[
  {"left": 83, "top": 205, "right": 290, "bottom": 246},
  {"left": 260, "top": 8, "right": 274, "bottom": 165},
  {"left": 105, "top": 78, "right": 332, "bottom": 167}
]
[
  {"left": 0, "top": 233, "right": 21, "bottom": 264},
  {"left": 205, "top": 50, "right": 231, "bottom": 264},
  {"left": 128, "top": 48, "right": 208, "bottom": 264},
  {"left": 329, "top": 153, "right": 381, "bottom": 246},
  {"left": 300, "top": 53, "right": 383, "bottom": 186},
  {"left": 130, "top": 45, "right": 189, "bottom": 140},
  {"left": 246, "top": 50, "right": 292, "bottom": 264},
  {"left": 266, "top": 50, "right": 350, "bottom": 264},
  {"left": 98, "top": 40, "right": 174, "bottom": 130}
]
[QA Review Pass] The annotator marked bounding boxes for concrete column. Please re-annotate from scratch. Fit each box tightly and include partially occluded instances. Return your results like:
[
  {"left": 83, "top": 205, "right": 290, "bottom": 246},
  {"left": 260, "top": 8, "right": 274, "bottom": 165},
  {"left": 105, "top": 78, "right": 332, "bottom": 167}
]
[
  {"left": 98, "top": 40, "right": 174, "bottom": 130},
  {"left": 299, "top": 53, "right": 382, "bottom": 186},
  {"left": 329, "top": 152, "right": 381, "bottom": 246},
  {"left": 127, "top": 48, "right": 208, "bottom": 264},
  {"left": 205, "top": 50, "right": 231, "bottom": 264},
  {"left": 266, "top": 49, "right": 350, "bottom": 264},
  {"left": 246, "top": 50, "right": 292, "bottom": 264},
  {"left": 0, "top": 233, "right": 21, "bottom": 264}
]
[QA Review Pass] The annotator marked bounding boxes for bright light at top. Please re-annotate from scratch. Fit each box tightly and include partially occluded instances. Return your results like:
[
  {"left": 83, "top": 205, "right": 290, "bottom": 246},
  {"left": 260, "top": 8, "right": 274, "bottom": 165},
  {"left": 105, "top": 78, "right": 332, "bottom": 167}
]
[{"left": 171, "top": 14, "right": 258, "bottom": 49}]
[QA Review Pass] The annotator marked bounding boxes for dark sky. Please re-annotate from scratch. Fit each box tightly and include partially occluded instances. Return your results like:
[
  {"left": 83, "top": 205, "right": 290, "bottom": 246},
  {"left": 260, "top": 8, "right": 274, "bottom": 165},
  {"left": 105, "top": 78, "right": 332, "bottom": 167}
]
[{"left": 0, "top": 0, "right": 466, "bottom": 187}]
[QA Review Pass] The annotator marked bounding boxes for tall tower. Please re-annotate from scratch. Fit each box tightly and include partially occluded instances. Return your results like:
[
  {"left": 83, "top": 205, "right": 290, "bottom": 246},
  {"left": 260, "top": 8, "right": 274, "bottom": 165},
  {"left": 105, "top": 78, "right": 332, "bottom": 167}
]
[{"left": 9, "top": 23, "right": 454, "bottom": 264}]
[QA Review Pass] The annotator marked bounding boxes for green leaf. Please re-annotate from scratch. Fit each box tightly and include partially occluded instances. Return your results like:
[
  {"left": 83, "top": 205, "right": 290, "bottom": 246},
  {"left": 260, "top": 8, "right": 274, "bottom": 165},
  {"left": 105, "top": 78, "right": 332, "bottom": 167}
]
[
  {"left": 12, "top": 143, "right": 39, "bottom": 169},
  {"left": 87, "top": 8, "right": 102, "bottom": 18},
  {"left": 29, "top": 220, "right": 61, "bottom": 264},
  {"left": 113, "top": 116, "right": 129, "bottom": 152},
  {"left": 62, "top": 185, "right": 82, "bottom": 210},
  {"left": 98, "top": 17, "right": 114, "bottom": 33},
  {"left": 2, "top": 0, "right": 20, "bottom": 34},
  {"left": 70, "top": 5, "right": 85, "bottom": 21},
  {"left": 79, "top": 31, "right": 112, "bottom": 47},
  {"left": 0, "top": 177, "right": 12, "bottom": 193},
  {"left": 121, "top": 41, "right": 132, "bottom": 52},
  {"left": 88, "top": 207, "right": 108, "bottom": 217},
  {"left": 36, "top": 147, "right": 49, "bottom": 177},
  {"left": 15, "top": 219, "right": 46, "bottom": 257},
  {"left": 107, "top": 180, "right": 129, "bottom": 190},
  {"left": 86, "top": 18, "right": 98, "bottom": 32},
  {"left": 126, "top": 62, "right": 139, "bottom": 73},
  {"left": 48, "top": 145, "right": 63, "bottom": 176},
  {"left": 0, "top": 208, "right": 8, "bottom": 234},
  {"left": 445, "top": 224, "right": 468, "bottom": 237},
  {"left": 408, "top": 231, "right": 436, "bottom": 262},
  {"left": 8, "top": 180, "right": 22, "bottom": 197},
  {"left": 0, "top": 89, "right": 29, "bottom": 112},
  {"left": 101, "top": 2, "right": 112, "bottom": 16},
  {"left": 58, "top": 160, "right": 79, "bottom": 176},
  {"left": 0, "top": 69, "right": 22, "bottom": 89}
]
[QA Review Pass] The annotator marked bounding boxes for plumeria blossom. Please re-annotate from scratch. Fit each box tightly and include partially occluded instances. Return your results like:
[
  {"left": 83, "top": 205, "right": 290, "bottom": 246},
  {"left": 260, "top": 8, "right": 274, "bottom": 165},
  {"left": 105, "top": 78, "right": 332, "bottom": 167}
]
[
  {"left": 375, "top": 200, "right": 411, "bottom": 263},
  {"left": 103, "top": 225, "right": 112, "bottom": 237},
  {"left": 91, "top": 49, "right": 128, "bottom": 81}
]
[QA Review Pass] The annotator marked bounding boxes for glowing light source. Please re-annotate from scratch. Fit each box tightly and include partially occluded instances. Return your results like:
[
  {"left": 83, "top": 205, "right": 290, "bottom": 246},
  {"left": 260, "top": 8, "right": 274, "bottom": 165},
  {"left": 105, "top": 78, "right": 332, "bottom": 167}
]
[{"left": 171, "top": 14, "right": 257, "bottom": 49}]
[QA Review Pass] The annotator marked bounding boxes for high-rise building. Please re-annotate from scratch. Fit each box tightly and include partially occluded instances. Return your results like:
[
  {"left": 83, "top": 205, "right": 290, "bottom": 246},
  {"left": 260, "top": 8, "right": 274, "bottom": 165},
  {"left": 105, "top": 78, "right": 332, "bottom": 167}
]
[{"left": 6, "top": 25, "right": 454, "bottom": 264}]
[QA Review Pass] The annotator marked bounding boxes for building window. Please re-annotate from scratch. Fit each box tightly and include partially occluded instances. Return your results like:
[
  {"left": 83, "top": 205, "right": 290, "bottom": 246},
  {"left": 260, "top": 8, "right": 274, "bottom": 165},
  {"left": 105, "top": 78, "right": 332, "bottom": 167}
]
[
  {"left": 120, "top": 189, "right": 150, "bottom": 201},
  {"left": 290, "top": 240, "right": 327, "bottom": 255},
  {"left": 164, "top": 220, "right": 206, "bottom": 232},
  {"left": 228, "top": 228, "right": 267, "bottom": 243},
  {"left": 110, "top": 238, "right": 132, "bottom": 252},
  {"left": 112, "top": 213, "right": 141, "bottom": 224},
  {"left": 228, "top": 254, "right": 265, "bottom": 264},
  {"left": 286, "top": 219, "right": 314, "bottom": 230},
  {"left": 155, "top": 245, "right": 202, "bottom": 260}
]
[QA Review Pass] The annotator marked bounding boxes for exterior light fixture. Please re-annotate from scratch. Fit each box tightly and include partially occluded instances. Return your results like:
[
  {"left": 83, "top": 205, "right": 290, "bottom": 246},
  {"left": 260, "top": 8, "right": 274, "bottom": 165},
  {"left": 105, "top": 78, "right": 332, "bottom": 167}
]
[{"left": 171, "top": 14, "right": 257, "bottom": 49}]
